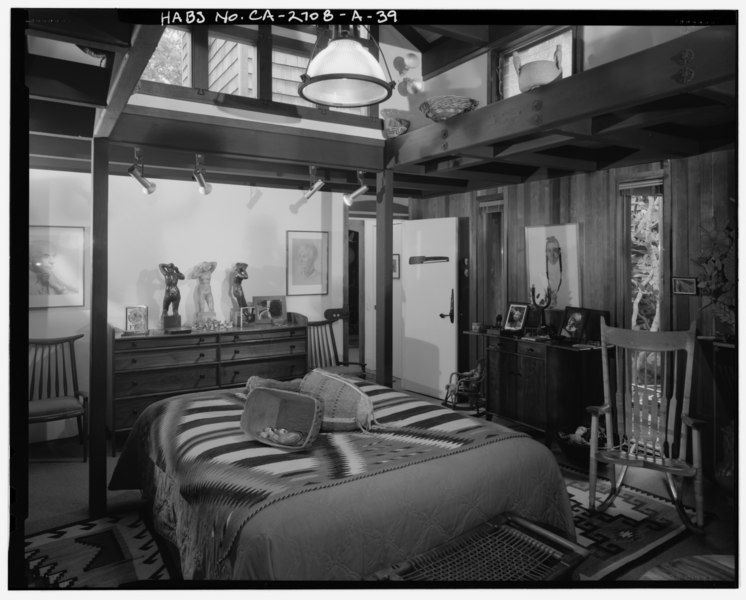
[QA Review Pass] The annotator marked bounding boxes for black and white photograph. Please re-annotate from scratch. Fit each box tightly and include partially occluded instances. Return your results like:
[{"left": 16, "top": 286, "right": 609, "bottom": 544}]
[{"left": 11, "top": 6, "right": 739, "bottom": 591}]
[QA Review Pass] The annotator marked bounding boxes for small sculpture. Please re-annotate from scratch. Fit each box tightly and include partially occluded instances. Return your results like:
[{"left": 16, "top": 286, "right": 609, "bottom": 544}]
[
  {"left": 190, "top": 261, "right": 217, "bottom": 322},
  {"left": 159, "top": 263, "right": 185, "bottom": 319},
  {"left": 530, "top": 278, "right": 552, "bottom": 335},
  {"left": 231, "top": 262, "right": 249, "bottom": 308}
]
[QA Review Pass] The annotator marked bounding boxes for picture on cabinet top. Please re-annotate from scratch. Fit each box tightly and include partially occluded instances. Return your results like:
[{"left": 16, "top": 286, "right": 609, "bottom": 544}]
[{"left": 525, "top": 223, "right": 581, "bottom": 310}]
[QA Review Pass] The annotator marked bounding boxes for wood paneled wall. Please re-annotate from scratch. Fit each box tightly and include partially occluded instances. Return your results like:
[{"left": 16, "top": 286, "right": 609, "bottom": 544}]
[{"left": 409, "top": 149, "right": 736, "bottom": 340}]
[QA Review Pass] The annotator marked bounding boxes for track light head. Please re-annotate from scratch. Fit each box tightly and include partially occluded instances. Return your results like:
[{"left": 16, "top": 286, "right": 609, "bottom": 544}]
[
  {"left": 193, "top": 169, "right": 212, "bottom": 195},
  {"left": 128, "top": 162, "right": 156, "bottom": 195},
  {"left": 303, "top": 178, "right": 325, "bottom": 200},
  {"left": 342, "top": 184, "right": 369, "bottom": 206}
]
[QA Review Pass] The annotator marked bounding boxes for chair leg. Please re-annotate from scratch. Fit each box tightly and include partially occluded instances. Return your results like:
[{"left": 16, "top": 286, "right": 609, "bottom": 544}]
[{"left": 664, "top": 473, "right": 705, "bottom": 534}]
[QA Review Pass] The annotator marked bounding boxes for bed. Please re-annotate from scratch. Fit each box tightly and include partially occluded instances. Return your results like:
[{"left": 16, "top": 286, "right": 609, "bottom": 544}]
[{"left": 109, "top": 371, "right": 575, "bottom": 581}]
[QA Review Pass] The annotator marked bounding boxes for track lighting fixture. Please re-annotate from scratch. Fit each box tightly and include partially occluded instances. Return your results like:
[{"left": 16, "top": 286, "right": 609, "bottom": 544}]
[
  {"left": 304, "top": 179, "right": 325, "bottom": 200},
  {"left": 192, "top": 153, "right": 212, "bottom": 195},
  {"left": 343, "top": 172, "right": 368, "bottom": 206},
  {"left": 290, "top": 167, "right": 326, "bottom": 213},
  {"left": 299, "top": 25, "right": 395, "bottom": 108},
  {"left": 128, "top": 149, "right": 156, "bottom": 195}
]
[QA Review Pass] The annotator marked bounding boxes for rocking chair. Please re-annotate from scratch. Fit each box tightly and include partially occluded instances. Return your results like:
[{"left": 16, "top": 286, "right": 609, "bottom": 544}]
[
  {"left": 443, "top": 359, "right": 487, "bottom": 416},
  {"left": 587, "top": 319, "right": 705, "bottom": 533}
]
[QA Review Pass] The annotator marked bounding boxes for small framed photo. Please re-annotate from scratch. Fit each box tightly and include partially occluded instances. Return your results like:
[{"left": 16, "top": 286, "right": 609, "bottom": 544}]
[
  {"left": 504, "top": 302, "right": 529, "bottom": 332},
  {"left": 392, "top": 254, "right": 400, "bottom": 279},
  {"left": 254, "top": 295, "right": 286, "bottom": 325},
  {"left": 286, "top": 230, "right": 329, "bottom": 296},
  {"left": 560, "top": 306, "right": 589, "bottom": 340},
  {"left": 125, "top": 305, "right": 149, "bottom": 333},
  {"left": 672, "top": 276, "right": 698, "bottom": 296}
]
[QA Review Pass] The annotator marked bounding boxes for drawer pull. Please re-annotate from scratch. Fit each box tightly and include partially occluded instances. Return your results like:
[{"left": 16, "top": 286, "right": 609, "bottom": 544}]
[
  {"left": 131, "top": 358, "right": 137, "bottom": 364},
  {"left": 289, "top": 344, "right": 295, "bottom": 353},
  {"left": 526, "top": 348, "right": 535, "bottom": 353},
  {"left": 199, "top": 352, "right": 205, "bottom": 359},
  {"left": 232, "top": 349, "right": 240, "bottom": 357}
]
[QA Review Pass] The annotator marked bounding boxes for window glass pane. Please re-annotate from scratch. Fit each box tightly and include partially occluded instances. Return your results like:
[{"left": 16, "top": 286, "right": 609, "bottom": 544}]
[
  {"left": 624, "top": 184, "right": 663, "bottom": 331},
  {"left": 141, "top": 27, "right": 192, "bottom": 86},
  {"left": 499, "top": 29, "right": 573, "bottom": 100},
  {"left": 208, "top": 35, "right": 257, "bottom": 97}
]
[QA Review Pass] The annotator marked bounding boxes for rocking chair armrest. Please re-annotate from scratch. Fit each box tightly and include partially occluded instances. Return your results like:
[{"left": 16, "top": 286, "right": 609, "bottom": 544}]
[
  {"left": 682, "top": 414, "right": 706, "bottom": 430},
  {"left": 76, "top": 390, "right": 89, "bottom": 403},
  {"left": 586, "top": 404, "right": 611, "bottom": 417}
]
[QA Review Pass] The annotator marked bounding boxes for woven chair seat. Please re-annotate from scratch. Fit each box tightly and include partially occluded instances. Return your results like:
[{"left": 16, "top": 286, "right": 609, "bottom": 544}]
[
  {"left": 596, "top": 448, "right": 697, "bottom": 477},
  {"left": 29, "top": 397, "right": 86, "bottom": 423}
]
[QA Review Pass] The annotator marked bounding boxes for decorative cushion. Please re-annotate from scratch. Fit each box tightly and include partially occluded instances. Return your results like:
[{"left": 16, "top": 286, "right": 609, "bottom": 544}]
[
  {"left": 240, "top": 387, "right": 322, "bottom": 451},
  {"left": 299, "top": 369, "right": 375, "bottom": 432},
  {"left": 244, "top": 375, "right": 302, "bottom": 396}
]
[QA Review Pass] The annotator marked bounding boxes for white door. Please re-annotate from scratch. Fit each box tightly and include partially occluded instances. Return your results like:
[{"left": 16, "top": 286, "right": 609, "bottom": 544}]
[{"left": 401, "top": 217, "right": 458, "bottom": 399}]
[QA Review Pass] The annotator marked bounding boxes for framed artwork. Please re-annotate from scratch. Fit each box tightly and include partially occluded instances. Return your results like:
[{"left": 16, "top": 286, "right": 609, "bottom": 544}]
[
  {"left": 525, "top": 223, "right": 581, "bottom": 310},
  {"left": 559, "top": 306, "right": 589, "bottom": 340},
  {"left": 392, "top": 254, "right": 400, "bottom": 279},
  {"left": 504, "top": 302, "right": 529, "bottom": 332},
  {"left": 286, "top": 230, "right": 329, "bottom": 296},
  {"left": 672, "top": 276, "right": 698, "bottom": 296},
  {"left": 125, "top": 305, "right": 149, "bottom": 333},
  {"left": 29, "top": 226, "right": 85, "bottom": 308},
  {"left": 253, "top": 295, "right": 286, "bottom": 324}
]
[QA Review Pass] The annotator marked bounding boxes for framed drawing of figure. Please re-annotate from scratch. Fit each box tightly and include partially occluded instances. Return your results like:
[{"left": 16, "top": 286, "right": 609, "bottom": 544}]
[
  {"left": 525, "top": 223, "right": 581, "bottom": 310},
  {"left": 504, "top": 302, "right": 529, "bottom": 333},
  {"left": 559, "top": 306, "right": 589, "bottom": 341},
  {"left": 286, "top": 231, "right": 329, "bottom": 296},
  {"left": 29, "top": 226, "right": 85, "bottom": 308}
]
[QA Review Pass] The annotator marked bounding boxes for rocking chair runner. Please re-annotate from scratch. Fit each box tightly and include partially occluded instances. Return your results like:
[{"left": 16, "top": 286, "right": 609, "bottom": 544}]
[
  {"left": 444, "top": 359, "right": 486, "bottom": 415},
  {"left": 587, "top": 319, "right": 705, "bottom": 533}
]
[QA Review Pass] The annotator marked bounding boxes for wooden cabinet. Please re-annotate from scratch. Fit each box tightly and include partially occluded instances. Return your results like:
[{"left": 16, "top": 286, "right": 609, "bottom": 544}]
[
  {"left": 485, "top": 334, "right": 603, "bottom": 444},
  {"left": 108, "top": 313, "right": 307, "bottom": 451}
]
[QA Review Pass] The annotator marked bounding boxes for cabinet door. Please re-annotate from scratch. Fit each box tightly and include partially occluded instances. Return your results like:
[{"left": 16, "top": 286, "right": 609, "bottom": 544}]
[
  {"left": 487, "top": 347, "right": 516, "bottom": 417},
  {"left": 515, "top": 354, "right": 546, "bottom": 428}
]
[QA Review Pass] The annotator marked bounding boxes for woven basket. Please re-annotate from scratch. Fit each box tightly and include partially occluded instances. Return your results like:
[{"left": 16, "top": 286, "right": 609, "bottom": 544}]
[
  {"left": 384, "top": 118, "right": 410, "bottom": 139},
  {"left": 419, "top": 96, "right": 478, "bottom": 122},
  {"left": 240, "top": 387, "right": 323, "bottom": 451}
]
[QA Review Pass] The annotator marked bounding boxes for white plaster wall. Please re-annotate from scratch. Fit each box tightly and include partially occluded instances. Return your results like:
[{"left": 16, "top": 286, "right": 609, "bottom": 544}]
[{"left": 29, "top": 169, "right": 346, "bottom": 441}]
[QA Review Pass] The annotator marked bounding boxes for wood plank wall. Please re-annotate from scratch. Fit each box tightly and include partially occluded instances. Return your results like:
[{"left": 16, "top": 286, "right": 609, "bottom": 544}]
[
  {"left": 409, "top": 149, "right": 735, "bottom": 462},
  {"left": 409, "top": 149, "right": 735, "bottom": 341}
]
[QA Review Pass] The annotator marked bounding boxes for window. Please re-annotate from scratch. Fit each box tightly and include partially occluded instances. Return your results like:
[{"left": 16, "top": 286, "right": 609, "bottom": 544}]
[
  {"left": 141, "top": 27, "right": 192, "bottom": 87},
  {"left": 208, "top": 35, "right": 257, "bottom": 97},
  {"left": 621, "top": 181, "right": 663, "bottom": 331},
  {"left": 497, "top": 29, "right": 573, "bottom": 101}
]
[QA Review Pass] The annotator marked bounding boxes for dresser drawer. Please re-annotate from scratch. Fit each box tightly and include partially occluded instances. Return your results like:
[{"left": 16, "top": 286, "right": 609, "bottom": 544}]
[
  {"left": 517, "top": 341, "right": 546, "bottom": 359},
  {"left": 222, "top": 328, "right": 305, "bottom": 344},
  {"left": 114, "top": 346, "right": 218, "bottom": 371},
  {"left": 221, "top": 339, "right": 306, "bottom": 362},
  {"left": 219, "top": 356, "right": 308, "bottom": 387},
  {"left": 113, "top": 364, "right": 218, "bottom": 398},
  {"left": 116, "top": 333, "right": 218, "bottom": 351},
  {"left": 487, "top": 338, "right": 516, "bottom": 354}
]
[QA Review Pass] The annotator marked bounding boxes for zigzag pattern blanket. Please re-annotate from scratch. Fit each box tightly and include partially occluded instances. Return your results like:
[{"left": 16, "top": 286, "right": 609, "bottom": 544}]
[{"left": 110, "top": 379, "right": 575, "bottom": 580}]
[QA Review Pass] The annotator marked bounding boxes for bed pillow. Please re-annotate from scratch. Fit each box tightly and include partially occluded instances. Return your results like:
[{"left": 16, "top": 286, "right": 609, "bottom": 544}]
[
  {"left": 240, "top": 387, "right": 323, "bottom": 451},
  {"left": 244, "top": 375, "right": 302, "bottom": 396},
  {"left": 299, "top": 368, "right": 375, "bottom": 432}
]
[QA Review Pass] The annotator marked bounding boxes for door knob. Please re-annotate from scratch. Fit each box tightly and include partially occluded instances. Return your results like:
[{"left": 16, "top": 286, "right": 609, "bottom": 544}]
[{"left": 439, "top": 289, "right": 455, "bottom": 323}]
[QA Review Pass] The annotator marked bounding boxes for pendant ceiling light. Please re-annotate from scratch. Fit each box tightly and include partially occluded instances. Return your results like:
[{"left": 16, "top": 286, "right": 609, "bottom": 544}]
[{"left": 299, "top": 25, "right": 395, "bottom": 108}]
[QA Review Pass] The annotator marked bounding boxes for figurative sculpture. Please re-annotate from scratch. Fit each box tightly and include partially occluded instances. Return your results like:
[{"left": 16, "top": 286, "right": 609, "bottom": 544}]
[
  {"left": 190, "top": 261, "right": 217, "bottom": 314},
  {"left": 231, "top": 262, "right": 249, "bottom": 308},
  {"left": 159, "top": 263, "right": 185, "bottom": 325}
]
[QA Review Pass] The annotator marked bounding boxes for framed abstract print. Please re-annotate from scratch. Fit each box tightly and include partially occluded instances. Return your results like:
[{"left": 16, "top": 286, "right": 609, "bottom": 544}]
[
  {"left": 29, "top": 226, "right": 85, "bottom": 308},
  {"left": 525, "top": 223, "right": 581, "bottom": 310}
]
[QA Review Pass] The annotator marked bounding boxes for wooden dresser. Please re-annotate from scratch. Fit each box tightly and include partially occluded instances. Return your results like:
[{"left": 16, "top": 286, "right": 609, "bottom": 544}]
[
  {"left": 108, "top": 312, "right": 307, "bottom": 453},
  {"left": 474, "top": 333, "right": 604, "bottom": 445}
]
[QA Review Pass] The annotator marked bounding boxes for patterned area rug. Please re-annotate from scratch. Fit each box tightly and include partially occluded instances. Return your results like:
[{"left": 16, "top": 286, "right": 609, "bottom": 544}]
[
  {"left": 25, "top": 513, "right": 169, "bottom": 588},
  {"left": 563, "top": 467, "right": 692, "bottom": 581}
]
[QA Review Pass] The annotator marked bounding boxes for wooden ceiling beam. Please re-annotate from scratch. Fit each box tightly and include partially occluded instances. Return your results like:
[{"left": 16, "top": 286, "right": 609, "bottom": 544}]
[
  {"left": 93, "top": 25, "right": 165, "bottom": 138},
  {"left": 29, "top": 100, "right": 95, "bottom": 137},
  {"left": 26, "top": 55, "right": 109, "bottom": 107},
  {"left": 415, "top": 25, "right": 490, "bottom": 45},
  {"left": 386, "top": 26, "right": 736, "bottom": 167},
  {"left": 26, "top": 9, "right": 132, "bottom": 53}
]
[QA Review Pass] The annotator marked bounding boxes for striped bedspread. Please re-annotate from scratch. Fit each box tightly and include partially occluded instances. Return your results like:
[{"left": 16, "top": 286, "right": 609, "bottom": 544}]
[{"left": 110, "top": 378, "right": 574, "bottom": 580}]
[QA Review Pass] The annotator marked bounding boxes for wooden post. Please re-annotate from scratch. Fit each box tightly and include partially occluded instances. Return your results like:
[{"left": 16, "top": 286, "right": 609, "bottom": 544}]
[
  {"left": 375, "top": 169, "right": 394, "bottom": 386},
  {"left": 89, "top": 137, "right": 109, "bottom": 516}
]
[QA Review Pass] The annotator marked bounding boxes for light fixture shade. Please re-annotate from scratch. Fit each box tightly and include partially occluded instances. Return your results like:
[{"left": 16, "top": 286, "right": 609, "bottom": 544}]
[
  {"left": 193, "top": 169, "right": 212, "bottom": 195},
  {"left": 299, "top": 37, "right": 394, "bottom": 107}
]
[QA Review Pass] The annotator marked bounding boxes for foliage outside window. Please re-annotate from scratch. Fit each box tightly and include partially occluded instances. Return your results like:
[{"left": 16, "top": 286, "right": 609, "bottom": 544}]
[
  {"left": 625, "top": 185, "right": 662, "bottom": 332},
  {"left": 141, "top": 27, "right": 191, "bottom": 86}
]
